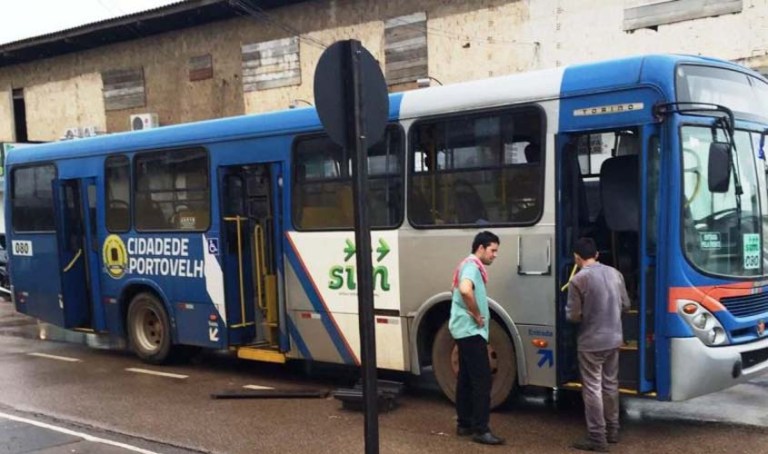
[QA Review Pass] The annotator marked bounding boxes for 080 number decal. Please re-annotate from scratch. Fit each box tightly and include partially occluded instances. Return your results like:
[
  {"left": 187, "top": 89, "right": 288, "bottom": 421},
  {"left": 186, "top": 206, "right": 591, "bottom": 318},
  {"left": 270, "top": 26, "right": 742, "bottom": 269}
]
[{"left": 12, "top": 240, "right": 33, "bottom": 256}]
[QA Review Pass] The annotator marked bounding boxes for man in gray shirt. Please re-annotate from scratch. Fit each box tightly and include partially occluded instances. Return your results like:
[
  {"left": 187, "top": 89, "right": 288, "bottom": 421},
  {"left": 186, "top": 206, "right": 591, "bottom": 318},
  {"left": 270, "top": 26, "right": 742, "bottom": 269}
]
[{"left": 566, "top": 237, "right": 630, "bottom": 452}]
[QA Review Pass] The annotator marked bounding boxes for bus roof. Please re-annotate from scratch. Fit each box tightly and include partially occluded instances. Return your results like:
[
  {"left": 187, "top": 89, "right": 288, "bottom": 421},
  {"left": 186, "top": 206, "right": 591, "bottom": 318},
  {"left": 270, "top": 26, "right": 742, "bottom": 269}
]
[{"left": 7, "top": 54, "right": 759, "bottom": 166}]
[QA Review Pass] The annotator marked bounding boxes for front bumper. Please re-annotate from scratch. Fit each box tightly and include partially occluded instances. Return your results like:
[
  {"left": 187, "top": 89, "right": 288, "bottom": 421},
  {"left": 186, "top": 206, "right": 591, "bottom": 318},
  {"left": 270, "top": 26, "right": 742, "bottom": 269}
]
[{"left": 670, "top": 335, "right": 768, "bottom": 400}]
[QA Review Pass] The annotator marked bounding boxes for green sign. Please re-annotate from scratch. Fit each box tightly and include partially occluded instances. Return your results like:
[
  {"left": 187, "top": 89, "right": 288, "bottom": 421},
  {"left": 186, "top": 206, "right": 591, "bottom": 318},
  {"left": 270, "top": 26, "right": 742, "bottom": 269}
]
[
  {"left": 328, "top": 237, "right": 391, "bottom": 292},
  {"left": 744, "top": 233, "right": 760, "bottom": 270}
]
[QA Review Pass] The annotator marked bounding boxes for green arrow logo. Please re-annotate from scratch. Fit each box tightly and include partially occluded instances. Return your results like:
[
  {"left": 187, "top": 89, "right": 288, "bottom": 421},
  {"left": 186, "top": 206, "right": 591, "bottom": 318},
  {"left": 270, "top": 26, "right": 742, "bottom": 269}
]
[
  {"left": 376, "top": 238, "right": 390, "bottom": 262},
  {"left": 344, "top": 239, "right": 356, "bottom": 262}
]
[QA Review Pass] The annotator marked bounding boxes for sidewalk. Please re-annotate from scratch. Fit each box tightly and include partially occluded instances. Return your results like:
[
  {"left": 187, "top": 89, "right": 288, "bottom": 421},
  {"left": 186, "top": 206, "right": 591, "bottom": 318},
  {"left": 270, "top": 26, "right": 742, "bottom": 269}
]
[{"left": 1, "top": 413, "right": 153, "bottom": 454}]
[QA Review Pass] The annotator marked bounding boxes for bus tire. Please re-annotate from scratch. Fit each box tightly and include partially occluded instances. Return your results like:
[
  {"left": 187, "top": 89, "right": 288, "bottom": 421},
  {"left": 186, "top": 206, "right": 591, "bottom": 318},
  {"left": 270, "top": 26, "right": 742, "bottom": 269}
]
[
  {"left": 432, "top": 318, "right": 518, "bottom": 409},
  {"left": 127, "top": 292, "right": 173, "bottom": 364}
]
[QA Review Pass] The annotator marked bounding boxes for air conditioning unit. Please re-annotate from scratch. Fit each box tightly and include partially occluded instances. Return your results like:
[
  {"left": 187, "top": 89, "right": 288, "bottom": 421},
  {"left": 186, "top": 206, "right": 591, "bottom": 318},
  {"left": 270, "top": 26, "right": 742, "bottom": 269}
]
[
  {"left": 62, "top": 127, "right": 82, "bottom": 140},
  {"left": 130, "top": 113, "right": 159, "bottom": 131},
  {"left": 81, "top": 125, "right": 102, "bottom": 137}
]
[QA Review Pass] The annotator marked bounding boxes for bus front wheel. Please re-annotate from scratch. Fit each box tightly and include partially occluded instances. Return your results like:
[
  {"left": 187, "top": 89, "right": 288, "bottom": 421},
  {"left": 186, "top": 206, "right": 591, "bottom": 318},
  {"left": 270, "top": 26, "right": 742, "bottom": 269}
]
[
  {"left": 432, "top": 318, "right": 518, "bottom": 409},
  {"left": 127, "top": 292, "right": 173, "bottom": 364}
]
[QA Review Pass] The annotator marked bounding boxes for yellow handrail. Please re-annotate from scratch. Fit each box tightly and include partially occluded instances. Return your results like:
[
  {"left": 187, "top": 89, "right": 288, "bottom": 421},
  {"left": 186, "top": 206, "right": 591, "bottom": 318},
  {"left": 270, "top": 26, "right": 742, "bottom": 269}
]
[
  {"left": 224, "top": 216, "right": 252, "bottom": 328},
  {"left": 254, "top": 224, "right": 266, "bottom": 310},
  {"left": 560, "top": 263, "right": 578, "bottom": 292},
  {"left": 63, "top": 249, "right": 82, "bottom": 273}
]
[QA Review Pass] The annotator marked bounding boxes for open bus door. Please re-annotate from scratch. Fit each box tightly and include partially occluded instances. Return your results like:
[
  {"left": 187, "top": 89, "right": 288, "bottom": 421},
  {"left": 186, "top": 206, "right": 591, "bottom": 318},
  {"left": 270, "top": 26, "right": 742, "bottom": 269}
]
[
  {"left": 557, "top": 126, "right": 657, "bottom": 395},
  {"left": 51, "top": 178, "right": 98, "bottom": 329},
  {"left": 219, "top": 163, "right": 284, "bottom": 362}
]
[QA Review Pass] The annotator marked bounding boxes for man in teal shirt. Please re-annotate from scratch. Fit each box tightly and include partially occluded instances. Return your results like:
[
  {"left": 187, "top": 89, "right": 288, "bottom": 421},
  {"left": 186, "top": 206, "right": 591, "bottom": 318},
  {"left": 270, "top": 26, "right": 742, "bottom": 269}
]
[{"left": 450, "top": 230, "right": 503, "bottom": 446}]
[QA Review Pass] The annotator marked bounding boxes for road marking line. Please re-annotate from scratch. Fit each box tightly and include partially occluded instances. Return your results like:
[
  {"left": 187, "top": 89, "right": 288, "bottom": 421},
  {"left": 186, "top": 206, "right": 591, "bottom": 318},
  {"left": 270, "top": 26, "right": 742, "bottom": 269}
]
[
  {"left": 125, "top": 368, "right": 188, "bottom": 379},
  {"left": 243, "top": 384, "right": 275, "bottom": 390},
  {"left": 0, "top": 411, "right": 159, "bottom": 454},
  {"left": 27, "top": 353, "right": 81, "bottom": 362}
]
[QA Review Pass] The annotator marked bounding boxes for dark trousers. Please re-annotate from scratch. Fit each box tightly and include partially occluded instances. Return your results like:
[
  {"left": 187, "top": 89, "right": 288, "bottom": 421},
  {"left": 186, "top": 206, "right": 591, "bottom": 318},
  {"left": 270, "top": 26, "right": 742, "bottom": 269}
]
[{"left": 455, "top": 334, "right": 491, "bottom": 433}]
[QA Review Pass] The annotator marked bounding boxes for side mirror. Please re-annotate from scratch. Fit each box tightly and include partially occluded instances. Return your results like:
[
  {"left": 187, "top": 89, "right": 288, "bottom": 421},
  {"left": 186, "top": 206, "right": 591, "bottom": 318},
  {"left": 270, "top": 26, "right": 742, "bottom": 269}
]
[{"left": 708, "top": 142, "right": 731, "bottom": 193}]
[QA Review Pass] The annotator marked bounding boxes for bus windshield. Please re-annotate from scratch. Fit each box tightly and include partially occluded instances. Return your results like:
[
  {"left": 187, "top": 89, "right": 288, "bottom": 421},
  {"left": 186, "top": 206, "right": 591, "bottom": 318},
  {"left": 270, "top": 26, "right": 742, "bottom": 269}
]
[
  {"left": 681, "top": 126, "right": 767, "bottom": 277},
  {"left": 676, "top": 65, "right": 768, "bottom": 120}
]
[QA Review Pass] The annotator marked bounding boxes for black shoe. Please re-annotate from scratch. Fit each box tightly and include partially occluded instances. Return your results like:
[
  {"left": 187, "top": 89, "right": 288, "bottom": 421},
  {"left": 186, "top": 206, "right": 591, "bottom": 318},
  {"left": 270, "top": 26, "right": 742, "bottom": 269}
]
[
  {"left": 456, "top": 426, "right": 473, "bottom": 437},
  {"left": 607, "top": 431, "right": 619, "bottom": 444},
  {"left": 572, "top": 437, "right": 609, "bottom": 452},
  {"left": 472, "top": 432, "right": 505, "bottom": 445}
]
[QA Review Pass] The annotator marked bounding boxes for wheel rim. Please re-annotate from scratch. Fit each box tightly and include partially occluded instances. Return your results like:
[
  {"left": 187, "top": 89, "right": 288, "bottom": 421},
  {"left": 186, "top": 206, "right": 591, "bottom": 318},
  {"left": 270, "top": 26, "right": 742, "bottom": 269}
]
[
  {"left": 132, "top": 303, "right": 163, "bottom": 353},
  {"left": 450, "top": 343, "right": 500, "bottom": 378}
]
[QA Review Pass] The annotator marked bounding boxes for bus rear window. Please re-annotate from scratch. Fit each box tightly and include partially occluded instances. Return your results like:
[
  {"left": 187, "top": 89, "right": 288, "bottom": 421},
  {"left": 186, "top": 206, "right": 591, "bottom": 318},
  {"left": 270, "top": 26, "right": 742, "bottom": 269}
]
[{"left": 11, "top": 164, "right": 56, "bottom": 232}]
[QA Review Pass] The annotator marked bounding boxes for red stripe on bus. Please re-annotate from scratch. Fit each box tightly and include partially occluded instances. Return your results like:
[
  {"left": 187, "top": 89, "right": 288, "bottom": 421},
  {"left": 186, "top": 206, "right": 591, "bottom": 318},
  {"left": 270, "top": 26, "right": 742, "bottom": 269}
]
[{"left": 667, "top": 282, "right": 755, "bottom": 313}]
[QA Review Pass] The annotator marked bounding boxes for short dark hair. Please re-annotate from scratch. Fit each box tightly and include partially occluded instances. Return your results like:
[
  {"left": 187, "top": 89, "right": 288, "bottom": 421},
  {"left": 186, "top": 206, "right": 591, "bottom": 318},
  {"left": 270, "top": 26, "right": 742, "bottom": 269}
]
[
  {"left": 574, "top": 237, "right": 597, "bottom": 260},
  {"left": 472, "top": 231, "right": 500, "bottom": 253}
]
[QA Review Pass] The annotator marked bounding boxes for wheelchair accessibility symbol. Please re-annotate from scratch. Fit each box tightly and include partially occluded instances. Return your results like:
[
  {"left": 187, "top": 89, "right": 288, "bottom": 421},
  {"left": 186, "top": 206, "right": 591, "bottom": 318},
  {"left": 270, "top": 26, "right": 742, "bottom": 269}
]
[{"left": 207, "top": 238, "right": 219, "bottom": 255}]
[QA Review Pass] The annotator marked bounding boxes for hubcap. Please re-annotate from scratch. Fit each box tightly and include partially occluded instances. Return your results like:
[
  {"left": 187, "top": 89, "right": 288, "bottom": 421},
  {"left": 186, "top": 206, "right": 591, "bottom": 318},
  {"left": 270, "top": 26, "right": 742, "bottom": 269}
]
[
  {"left": 450, "top": 343, "right": 499, "bottom": 378},
  {"left": 133, "top": 304, "right": 163, "bottom": 353}
]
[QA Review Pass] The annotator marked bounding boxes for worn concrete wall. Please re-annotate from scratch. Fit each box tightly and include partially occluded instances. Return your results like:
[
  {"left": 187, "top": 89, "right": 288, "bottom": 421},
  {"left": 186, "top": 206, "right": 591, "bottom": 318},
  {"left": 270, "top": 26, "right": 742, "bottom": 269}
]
[
  {"left": 0, "top": 0, "right": 767, "bottom": 134},
  {"left": 0, "top": 87, "right": 13, "bottom": 142},
  {"left": 527, "top": 0, "right": 768, "bottom": 68},
  {"left": 0, "top": 22, "right": 248, "bottom": 135},
  {"left": 25, "top": 73, "right": 105, "bottom": 142}
]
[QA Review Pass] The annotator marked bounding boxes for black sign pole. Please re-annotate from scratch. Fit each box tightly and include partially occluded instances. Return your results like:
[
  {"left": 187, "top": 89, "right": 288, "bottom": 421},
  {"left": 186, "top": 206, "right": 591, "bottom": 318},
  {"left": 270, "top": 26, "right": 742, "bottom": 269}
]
[
  {"left": 347, "top": 39, "right": 379, "bottom": 454},
  {"left": 314, "top": 38, "right": 387, "bottom": 454}
]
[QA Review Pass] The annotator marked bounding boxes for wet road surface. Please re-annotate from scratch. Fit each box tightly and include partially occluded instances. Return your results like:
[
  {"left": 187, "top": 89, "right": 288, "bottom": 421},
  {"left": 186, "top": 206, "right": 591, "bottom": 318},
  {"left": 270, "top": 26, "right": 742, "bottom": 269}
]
[{"left": 2, "top": 300, "right": 768, "bottom": 453}]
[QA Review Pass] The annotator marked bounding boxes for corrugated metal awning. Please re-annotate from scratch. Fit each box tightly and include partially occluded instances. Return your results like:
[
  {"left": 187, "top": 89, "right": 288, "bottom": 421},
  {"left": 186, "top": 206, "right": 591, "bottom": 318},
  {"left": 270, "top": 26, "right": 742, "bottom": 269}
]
[{"left": 0, "top": 0, "right": 308, "bottom": 68}]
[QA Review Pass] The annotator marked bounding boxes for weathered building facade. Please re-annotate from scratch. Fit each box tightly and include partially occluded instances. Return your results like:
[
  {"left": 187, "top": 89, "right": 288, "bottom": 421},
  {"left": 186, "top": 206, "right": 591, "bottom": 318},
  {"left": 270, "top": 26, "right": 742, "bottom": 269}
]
[{"left": 0, "top": 0, "right": 766, "bottom": 143}]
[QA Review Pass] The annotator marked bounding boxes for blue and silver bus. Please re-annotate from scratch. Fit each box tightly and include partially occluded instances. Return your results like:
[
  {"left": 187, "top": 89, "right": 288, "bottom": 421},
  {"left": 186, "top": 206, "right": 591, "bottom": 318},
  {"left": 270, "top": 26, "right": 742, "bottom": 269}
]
[{"left": 7, "top": 54, "right": 768, "bottom": 406}]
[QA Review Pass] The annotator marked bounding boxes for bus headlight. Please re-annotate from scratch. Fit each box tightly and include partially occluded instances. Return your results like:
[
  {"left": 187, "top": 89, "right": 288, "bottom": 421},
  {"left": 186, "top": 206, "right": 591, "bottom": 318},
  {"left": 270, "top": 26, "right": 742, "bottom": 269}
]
[
  {"left": 692, "top": 313, "right": 712, "bottom": 330},
  {"left": 676, "top": 299, "right": 729, "bottom": 346},
  {"left": 708, "top": 327, "right": 726, "bottom": 345}
]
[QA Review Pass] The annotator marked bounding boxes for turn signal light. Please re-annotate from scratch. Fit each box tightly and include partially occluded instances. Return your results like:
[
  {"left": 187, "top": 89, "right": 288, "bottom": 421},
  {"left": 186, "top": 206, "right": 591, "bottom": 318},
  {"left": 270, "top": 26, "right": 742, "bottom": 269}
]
[
  {"left": 532, "top": 339, "right": 548, "bottom": 348},
  {"left": 209, "top": 314, "right": 218, "bottom": 321},
  {"left": 682, "top": 303, "right": 698, "bottom": 315}
]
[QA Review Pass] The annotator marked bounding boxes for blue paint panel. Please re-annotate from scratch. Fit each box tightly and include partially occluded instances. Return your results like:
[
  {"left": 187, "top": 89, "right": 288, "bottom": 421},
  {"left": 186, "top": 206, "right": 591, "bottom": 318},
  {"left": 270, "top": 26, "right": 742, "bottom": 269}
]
[
  {"left": 11, "top": 234, "right": 62, "bottom": 324},
  {"left": 100, "top": 234, "right": 222, "bottom": 348},
  {"left": 287, "top": 316, "right": 311, "bottom": 359},
  {"left": 284, "top": 242, "right": 356, "bottom": 365},
  {"left": 562, "top": 57, "right": 644, "bottom": 95},
  {"left": 664, "top": 312, "right": 694, "bottom": 337},
  {"left": 6, "top": 93, "right": 404, "bottom": 167},
  {"left": 175, "top": 302, "right": 225, "bottom": 348}
]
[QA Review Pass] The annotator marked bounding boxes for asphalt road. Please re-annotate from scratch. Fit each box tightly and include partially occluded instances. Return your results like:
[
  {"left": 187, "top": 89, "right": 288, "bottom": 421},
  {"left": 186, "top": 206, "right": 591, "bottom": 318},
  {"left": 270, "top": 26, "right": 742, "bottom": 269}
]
[{"left": 2, "top": 300, "right": 768, "bottom": 453}]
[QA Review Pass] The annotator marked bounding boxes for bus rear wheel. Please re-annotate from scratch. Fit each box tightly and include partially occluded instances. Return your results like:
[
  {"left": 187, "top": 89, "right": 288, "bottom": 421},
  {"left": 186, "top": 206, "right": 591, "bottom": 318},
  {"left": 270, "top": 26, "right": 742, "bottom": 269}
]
[
  {"left": 127, "top": 292, "right": 172, "bottom": 364},
  {"left": 432, "top": 318, "right": 518, "bottom": 409}
]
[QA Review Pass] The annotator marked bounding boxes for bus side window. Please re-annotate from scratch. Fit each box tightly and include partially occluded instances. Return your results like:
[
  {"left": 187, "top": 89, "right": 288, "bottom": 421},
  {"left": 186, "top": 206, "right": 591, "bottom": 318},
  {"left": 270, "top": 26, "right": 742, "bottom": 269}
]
[
  {"left": 292, "top": 127, "right": 403, "bottom": 230},
  {"left": 408, "top": 107, "right": 544, "bottom": 227},
  {"left": 134, "top": 148, "right": 210, "bottom": 231},
  {"left": 105, "top": 155, "right": 131, "bottom": 232},
  {"left": 11, "top": 165, "right": 56, "bottom": 232}
]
